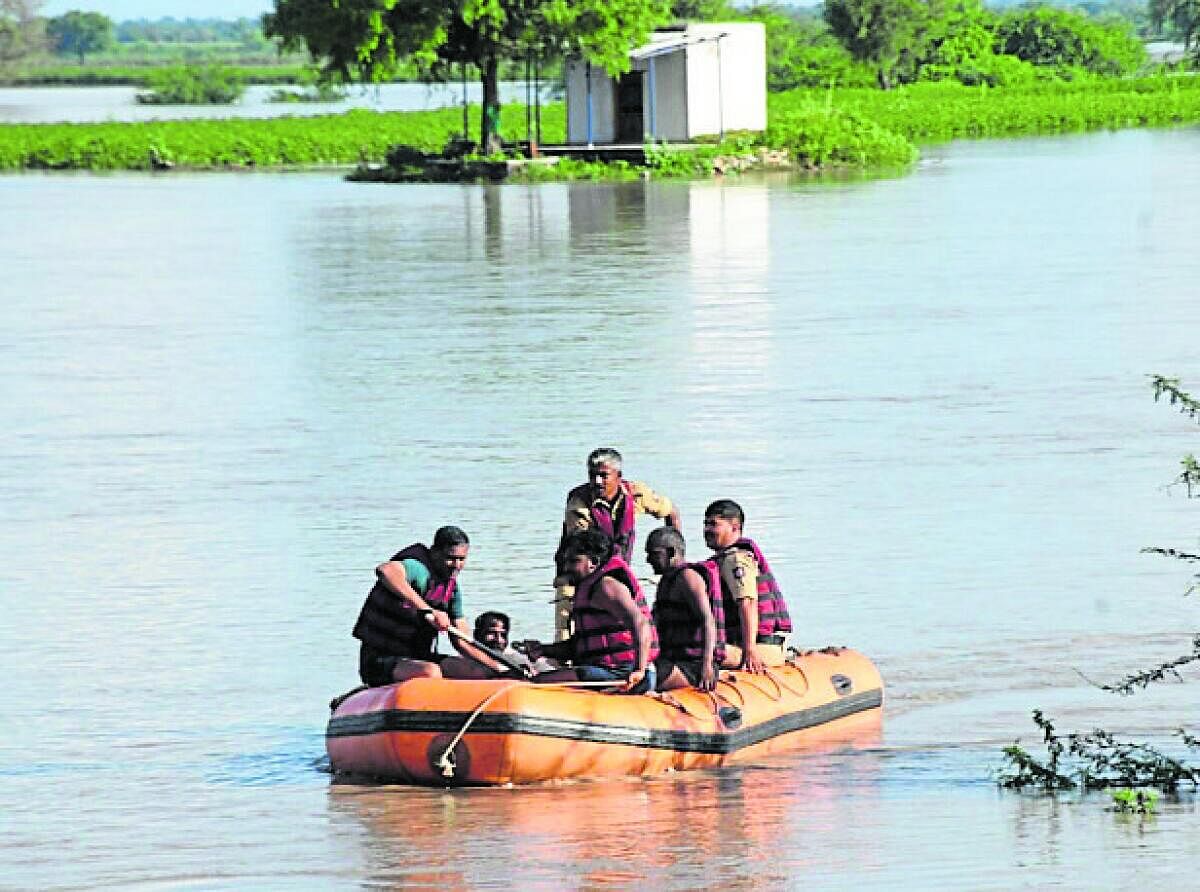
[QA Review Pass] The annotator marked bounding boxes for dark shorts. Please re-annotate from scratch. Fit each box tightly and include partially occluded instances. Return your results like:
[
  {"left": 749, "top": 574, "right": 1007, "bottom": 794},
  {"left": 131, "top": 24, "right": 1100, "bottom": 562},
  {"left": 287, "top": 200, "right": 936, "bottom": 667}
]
[
  {"left": 653, "top": 656, "right": 709, "bottom": 688},
  {"left": 359, "top": 643, "right": 445, "bottom": 687},
  {"left": 576, "top": 663, "right": 656, "bottom": 695}
]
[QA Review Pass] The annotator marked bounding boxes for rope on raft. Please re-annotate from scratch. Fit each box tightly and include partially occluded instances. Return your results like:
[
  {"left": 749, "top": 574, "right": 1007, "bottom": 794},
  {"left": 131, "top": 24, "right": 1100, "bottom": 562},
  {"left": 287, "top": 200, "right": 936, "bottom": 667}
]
[{"left": 435, "top": 679, "right": 622, "bottom": 778}]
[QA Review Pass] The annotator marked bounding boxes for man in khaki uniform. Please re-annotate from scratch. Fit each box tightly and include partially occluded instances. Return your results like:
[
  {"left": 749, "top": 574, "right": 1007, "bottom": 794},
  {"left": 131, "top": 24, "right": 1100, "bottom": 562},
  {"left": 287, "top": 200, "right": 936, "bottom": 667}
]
[
  {"left": 552, "top": 447, "right": 680, "bottom": 641},
  {"left": 702, "top": 499, "right": 792, "bottom": 673}
]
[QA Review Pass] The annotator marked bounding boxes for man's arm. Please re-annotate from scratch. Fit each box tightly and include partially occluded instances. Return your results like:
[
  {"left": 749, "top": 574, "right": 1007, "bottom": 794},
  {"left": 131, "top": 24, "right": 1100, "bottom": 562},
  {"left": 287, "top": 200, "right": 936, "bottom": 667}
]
[
  {"left": 556, "top": 490, "right": 592, "bottom": 575},
  {"left": 680, "top": 568, "right": 719, "bottom": 691},
  {"left": 563, "top": 490, "right": 592, "bottom": 534},
  {"left": 448, "top": 617, "right": 507, "bottom": 672},
  {"left": 520, "top": 637, "right": 574, "bottom": 663},
  {"left": 630, "top": 481, "right": 681, "bottom": 529},
  {"left": 376, "top": 560, "right": 450, "bottom": 631},
  {"left": 737, "top": 598, "right": 764, "bottom": 673},
  {"left": 596, "top": 577, "right": 654, "bottom": 690},
  {"left": 721, "top": 550, "right": 765, "bottom": 673}
]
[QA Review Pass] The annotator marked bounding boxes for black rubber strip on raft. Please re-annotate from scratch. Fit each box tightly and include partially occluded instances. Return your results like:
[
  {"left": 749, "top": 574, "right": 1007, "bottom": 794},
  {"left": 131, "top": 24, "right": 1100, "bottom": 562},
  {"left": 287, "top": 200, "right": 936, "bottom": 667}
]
[{"left": 325, "top": 688, "right": 883, "bottom": 755}]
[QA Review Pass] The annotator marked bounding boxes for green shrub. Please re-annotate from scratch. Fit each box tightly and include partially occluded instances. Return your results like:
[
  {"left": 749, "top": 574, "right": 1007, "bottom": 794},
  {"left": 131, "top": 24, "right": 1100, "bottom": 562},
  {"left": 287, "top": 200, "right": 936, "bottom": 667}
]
[
  {"left": 995, "top": 7, "right": 1146, "bottom": 76},
  {"left": 766, "top": 100, "right": 917, "bottom": 167},
  {"left": 136, "top": 65, "right": 246, "bottom": 104}
]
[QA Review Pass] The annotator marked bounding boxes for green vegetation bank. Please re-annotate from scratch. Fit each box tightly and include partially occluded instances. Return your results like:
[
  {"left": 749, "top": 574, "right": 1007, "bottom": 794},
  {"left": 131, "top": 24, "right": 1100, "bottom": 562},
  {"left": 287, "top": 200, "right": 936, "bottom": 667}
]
[
  {"left": 3, "top": 76, "right": 1200, "bottom": 173},
  {"left": 3, "top": 1, "right": 1200, "bottom": 175}
]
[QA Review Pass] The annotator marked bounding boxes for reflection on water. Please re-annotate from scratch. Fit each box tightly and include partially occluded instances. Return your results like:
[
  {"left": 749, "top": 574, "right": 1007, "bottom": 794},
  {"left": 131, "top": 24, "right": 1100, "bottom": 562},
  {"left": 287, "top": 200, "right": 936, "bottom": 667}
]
[
  {"left": 2, "top": 128, "right": 1200, "bottom": 886},
  {"left": 330, "top": 741, "right": 887, "bottom": 890}
]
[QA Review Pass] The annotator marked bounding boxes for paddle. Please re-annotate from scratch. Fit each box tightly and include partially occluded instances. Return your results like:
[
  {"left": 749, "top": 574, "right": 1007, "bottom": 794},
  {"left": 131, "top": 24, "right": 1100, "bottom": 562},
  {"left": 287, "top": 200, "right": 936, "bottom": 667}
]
[{"left": 446, "top": 625, "right": 532, "bottom": 678}]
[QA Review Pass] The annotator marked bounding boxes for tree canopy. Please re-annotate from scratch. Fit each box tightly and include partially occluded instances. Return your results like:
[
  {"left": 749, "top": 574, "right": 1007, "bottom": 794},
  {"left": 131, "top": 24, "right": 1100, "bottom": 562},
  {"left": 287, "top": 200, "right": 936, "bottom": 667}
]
[
  {"left": 823, "top": 0, "right": 933, "bottom": 88},
  {"left": 822, "top": 0, "right": 1149, "bottom": 89},
  {"left": 46, "top": 10, "right": 114, "bottom": 63},
  {"left": 1149, "top": 0, "right": 1200, "bottom": 50},
  {"left": 995, "top": 6, "right": 1145, "bottom": 76},
  {"left": 0, "top": 0, "right": 44, "bottom": 64},
  {"left": 265, "top": 0, "right": 672, "bottom": 151}
]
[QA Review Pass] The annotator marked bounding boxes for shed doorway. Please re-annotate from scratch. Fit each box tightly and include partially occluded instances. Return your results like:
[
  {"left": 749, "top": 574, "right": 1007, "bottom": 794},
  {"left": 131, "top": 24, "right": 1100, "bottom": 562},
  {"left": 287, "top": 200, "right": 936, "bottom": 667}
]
[{"left": 615, "top": 71, "right": 644, "bottom": 143}]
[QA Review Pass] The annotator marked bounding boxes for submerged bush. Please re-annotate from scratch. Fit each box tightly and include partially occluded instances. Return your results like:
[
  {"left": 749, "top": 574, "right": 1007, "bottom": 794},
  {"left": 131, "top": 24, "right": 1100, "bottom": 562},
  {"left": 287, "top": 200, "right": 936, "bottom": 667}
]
[
  {"left": 136, "top": 65, "right": 246, "bottom": 105},
  {"left": 268, "top": 83, "right": 347, "bottom": 103}
]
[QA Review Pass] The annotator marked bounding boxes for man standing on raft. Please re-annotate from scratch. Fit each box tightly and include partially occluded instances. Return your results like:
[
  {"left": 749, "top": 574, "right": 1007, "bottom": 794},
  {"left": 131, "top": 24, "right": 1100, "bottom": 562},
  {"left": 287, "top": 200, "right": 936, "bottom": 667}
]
[
  {"left": 552, "top": 447, "right": 680, "bottom": 642},
  {"left": 527, "top": 529, "right": 659, "bottom": 694},
  {"left": 352, "top": 526, "right": 504, "bottom": 685},
  {"left": 703, "top": 500, "right": 793, "bottom": 674},
  {"left": 645, "top": 527, "right": 726, "bottom": 693}
]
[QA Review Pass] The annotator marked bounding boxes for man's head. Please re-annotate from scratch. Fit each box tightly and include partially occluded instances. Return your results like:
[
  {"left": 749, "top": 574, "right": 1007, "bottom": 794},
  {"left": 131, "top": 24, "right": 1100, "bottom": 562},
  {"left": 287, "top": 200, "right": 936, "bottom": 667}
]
[
  {"left": 703, "top": 500, "right": 744, "bottom": 550},
  {"left": 645, "top": 526, "right": 687, "bottom": 575},
  {"left": 587, "top": 447, "right": 623, "bottom": 501},
  {"left": 474, "top": 611, "right": 511, "bottom": 650},
  {"left": 430, "top": 525, "right": 470, "bottom": 579},
  {"left": 560, "top": 528, "right": 612, "bottom": 585}
]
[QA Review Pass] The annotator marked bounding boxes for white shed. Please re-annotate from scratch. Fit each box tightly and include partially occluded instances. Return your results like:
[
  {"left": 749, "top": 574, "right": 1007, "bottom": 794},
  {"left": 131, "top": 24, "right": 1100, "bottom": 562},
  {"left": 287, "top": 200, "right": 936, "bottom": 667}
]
[{"left": 564, "top": 22, "right": 766, "bottom": 146}]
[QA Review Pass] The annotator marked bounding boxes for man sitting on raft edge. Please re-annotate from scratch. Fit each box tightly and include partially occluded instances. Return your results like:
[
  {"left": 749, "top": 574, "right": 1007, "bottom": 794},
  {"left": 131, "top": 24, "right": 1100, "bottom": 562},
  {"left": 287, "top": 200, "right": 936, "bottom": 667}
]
[
  {"left": 704, "top": 499, "right": 793, "bottom": 673},
  {"left": 523, "top": 529, "right": 659, "bottom": 694},
  {"left": 645, "top": 526, "right": 726, "bottom": 693},
  {"left": 352, "top": 525, "right": 506, "bottom": 685}
]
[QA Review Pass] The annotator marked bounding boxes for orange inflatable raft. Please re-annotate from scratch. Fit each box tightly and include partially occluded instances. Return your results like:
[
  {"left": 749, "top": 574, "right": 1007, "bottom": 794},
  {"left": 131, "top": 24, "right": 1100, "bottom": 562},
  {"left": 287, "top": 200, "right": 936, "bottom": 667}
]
[{"left": 326, "top": 647, "right": 883, "bottom": 786}]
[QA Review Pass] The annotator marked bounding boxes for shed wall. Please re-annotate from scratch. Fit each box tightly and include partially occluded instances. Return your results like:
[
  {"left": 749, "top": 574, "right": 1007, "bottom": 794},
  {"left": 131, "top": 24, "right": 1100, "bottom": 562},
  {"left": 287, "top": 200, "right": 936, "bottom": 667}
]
[
  {"left": 565, "top": 61, "right": 617, "bottom": 144},
  {"left": 717, "top": 25, "right": 767, "bottom": 133},
  {"left": 684, "top": 41, "right": 722, "bottom": 139},
  {"left": 642, "top": 51, "right": 688, "bottom": 142}
]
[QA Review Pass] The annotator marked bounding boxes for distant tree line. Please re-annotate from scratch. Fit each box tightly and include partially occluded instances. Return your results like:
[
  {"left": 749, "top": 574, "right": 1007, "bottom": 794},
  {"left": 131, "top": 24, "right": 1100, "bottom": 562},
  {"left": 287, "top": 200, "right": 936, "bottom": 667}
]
[
  {"left": 114, "top": 17, "right": 265, "bottom": 47},
  {"left": 0, "top": 4, "right": 272, "bottom": 66},
  {"left": 701, "top": 0, "right": 1176, "bottom": 90}
]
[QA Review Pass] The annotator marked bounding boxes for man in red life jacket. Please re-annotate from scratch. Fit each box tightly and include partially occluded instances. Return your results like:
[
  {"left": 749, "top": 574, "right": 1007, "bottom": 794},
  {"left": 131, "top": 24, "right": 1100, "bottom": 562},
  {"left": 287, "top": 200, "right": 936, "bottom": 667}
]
[
  {"left": 352, "top": 526, "right": 505, "bottom": 684},
  {"left": 645, "top": 527, "right": 725, "bottom": 692},
  {"left": 703, "top": 500, "right": 793, "bottom": 674},
  {"left": 552, "top": 447, "right": 680, "bottom": 642},
  {"left": 526, "top": 529, "right": 659, "bottom": 694}
]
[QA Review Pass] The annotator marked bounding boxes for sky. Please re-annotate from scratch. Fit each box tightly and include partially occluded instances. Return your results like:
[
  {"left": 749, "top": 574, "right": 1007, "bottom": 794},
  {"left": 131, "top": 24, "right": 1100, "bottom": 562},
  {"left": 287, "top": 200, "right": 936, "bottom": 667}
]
[{"left": 41, "top": 1, "right": 273, "bottom": 19}]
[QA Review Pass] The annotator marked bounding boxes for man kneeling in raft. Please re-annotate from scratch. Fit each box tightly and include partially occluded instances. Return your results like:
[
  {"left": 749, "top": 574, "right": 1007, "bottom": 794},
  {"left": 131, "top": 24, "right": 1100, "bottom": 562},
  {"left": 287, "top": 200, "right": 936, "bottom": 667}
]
[
  {"left": 352, "top": 526, "right": 506, "bottom": 685},
  {"left": 703, "top": 500, "right": 793, "bottom": 673},
  {"left": 523, "top": 529, "right": 659, "bottom": 694},
  {"left": 645, "top": 527, "right": 726, "bottom": 692}
]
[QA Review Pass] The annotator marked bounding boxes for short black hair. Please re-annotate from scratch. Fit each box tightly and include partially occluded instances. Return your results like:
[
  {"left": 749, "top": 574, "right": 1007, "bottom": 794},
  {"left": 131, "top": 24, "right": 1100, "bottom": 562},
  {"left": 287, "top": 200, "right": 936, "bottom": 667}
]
[
  {"left": 704, "top": 499, "right": 744, "bottom": 527},
  {"left": 432, "top": 525, "right": 470, "bottom": 551},
  {"left": 646, "top": 526, "right": 686, "bottom": 555},
  {"left": 563, "top": 528, "right": 612, "bottom": 565},
  {"left": 474, "top": 611, "right": 510, "bottom": 638}
]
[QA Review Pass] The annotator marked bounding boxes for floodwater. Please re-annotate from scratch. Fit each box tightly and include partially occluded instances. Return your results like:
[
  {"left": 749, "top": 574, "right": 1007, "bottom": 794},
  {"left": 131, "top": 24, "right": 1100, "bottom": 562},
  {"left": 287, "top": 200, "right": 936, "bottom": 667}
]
[
  {"left": 0, "top": 81, "right": 555, "bottom": 124},
  {"left": 2, "top": 126, "right": 1200, "bottom": 888}
]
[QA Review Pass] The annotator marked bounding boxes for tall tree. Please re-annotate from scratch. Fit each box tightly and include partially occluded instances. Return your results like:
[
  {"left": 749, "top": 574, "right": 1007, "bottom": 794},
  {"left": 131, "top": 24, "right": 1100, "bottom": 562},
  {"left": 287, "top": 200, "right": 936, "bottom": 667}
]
[
  {"left": 1149, "top": 0, "right": 1200, "bottom": 50},
  {"left": 824, "top": 0, "right": 932, "bottom": 88},
  {"left": 46, "top": 10, "right": 114, "bottom": 63},
  {"left": 265, "top": 0, "right": 671, "bottom": 152},
  {"left": 0, "top": 0, "right": 45, "bottom": 64}
]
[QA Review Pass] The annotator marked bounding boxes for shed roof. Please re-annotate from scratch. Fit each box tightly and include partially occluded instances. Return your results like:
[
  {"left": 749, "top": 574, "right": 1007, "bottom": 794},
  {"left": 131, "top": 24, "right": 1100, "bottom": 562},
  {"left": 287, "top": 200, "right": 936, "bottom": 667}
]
[{"left": 629, "top": 26, "right": 732, "bottom": 61}]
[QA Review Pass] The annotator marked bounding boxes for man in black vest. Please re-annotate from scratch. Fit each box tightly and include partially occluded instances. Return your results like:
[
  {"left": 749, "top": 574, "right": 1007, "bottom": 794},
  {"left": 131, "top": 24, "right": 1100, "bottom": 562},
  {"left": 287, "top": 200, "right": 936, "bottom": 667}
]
[{"left": 352, "top": 526, "right": 503, "bottom": 685}]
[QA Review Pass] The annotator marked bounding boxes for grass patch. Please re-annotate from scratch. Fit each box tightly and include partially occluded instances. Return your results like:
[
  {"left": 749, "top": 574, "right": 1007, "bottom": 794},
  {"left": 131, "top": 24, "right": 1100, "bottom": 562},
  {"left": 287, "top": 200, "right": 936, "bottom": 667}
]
[{"left": 0, "top": 104, "right": 566, "bottom": 171}]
